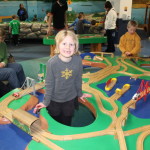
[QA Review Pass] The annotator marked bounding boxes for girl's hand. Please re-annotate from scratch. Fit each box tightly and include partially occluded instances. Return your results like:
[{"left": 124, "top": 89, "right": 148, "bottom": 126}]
[
  {"left": 0, "top": 63, "right": 5, "bottom": 68},
  {"left": 33, "top": 102, "right": 46, "bottom": 113},
  {"left": 80, "top": 93, "right": 92, "bottom": 102}
]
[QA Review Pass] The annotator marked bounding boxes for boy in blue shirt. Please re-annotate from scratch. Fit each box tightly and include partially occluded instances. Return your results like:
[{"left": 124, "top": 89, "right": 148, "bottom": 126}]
[{"left": 69, "top": 12, "right": 91, "bottom": 33}]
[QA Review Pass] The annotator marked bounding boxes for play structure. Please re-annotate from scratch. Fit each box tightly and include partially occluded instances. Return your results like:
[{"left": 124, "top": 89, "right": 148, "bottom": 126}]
[
  {"left": 43, "top": 34, "right": 107, "bottom": 56},
  {"left": 0, "top": 52, "right": 150, "bottom": 150}
]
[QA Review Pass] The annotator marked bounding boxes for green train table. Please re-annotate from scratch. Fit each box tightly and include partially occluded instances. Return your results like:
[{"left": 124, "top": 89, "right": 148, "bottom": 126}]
[
  {"left": 0, "top": 53, "right": 150, "bottom": 150},
  {"left": 43, "top": 34, "right": 107, "bottom": 56}
]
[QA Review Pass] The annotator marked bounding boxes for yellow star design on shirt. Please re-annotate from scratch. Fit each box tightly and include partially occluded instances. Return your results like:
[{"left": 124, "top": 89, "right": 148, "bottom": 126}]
[{"left": 61, "top": 68, "right": 72, "bottom": 79}]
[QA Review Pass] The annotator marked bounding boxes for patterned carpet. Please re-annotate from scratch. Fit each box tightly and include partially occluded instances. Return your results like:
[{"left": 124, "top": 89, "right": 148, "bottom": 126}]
[{"left": 20, "top": 56, "right": 49, "bottom": 81}]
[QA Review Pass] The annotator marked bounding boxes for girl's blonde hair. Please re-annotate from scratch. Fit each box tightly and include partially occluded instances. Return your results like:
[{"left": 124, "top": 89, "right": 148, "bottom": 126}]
[{"left": 55, "top": 30, "right": 79, "bottom": 55}]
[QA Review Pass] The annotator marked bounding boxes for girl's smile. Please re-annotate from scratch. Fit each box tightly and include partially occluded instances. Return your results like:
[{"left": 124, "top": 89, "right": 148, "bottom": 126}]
[{"left": 58, "top": 35, "right": 76, "bottom": 62}]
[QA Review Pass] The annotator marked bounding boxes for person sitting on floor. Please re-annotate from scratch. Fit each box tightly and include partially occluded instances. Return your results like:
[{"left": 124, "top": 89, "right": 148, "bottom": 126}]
[{"left": 0, "top": 28, "right": 26, "bottom": 89}]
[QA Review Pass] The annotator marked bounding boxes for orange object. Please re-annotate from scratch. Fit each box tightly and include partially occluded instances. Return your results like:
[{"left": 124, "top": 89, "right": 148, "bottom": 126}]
[
  {"left": 82, "top": 59, "right": 106, "bottom": 69},
  {"left": 68, "top": 0, "right": 72, "bottom": 5},
  {"left": 124, "top": 6, "right": 128, "bottom": 11},
  {"left": 105, "top": 78, "right": 117, "bottom": 91},
  {"left": 0, "top": 16, "right": 12, "bottom": 22}
]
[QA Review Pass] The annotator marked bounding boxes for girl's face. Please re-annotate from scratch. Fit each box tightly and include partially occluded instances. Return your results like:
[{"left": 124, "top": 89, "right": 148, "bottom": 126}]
[{"left": 59, "top": 35, "right": 76, "bottom": 60}]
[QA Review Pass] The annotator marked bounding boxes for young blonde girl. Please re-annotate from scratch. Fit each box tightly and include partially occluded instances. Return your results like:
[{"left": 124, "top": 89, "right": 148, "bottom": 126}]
[{"left": 34, "top": 30, "right": 91, "bottom": 126}]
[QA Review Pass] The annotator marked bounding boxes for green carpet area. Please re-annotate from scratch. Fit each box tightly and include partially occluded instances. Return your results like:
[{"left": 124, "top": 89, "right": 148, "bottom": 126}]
[{"left": 20, "top": 56, "right": 49, "bottom": 81}]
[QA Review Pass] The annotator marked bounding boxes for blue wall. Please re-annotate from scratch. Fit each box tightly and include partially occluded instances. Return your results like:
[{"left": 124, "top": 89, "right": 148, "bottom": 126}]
[
  {"left": 0, "top": 1, "right": 52, "bottom": 21},
  {"left": 0, "top": 1, "right": 146, "bottom": 24}
]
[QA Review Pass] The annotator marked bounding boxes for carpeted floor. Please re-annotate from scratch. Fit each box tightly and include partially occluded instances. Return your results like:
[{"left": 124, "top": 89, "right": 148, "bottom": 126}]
[
  {"left": 7, "top": 39, "right": 50, "bottom": 80},
  {"left": 7, "top": 39, "right": 50, "bottom": 62},
  {"left": 19, "top": 56, "right": 49, "bottom": 81}
]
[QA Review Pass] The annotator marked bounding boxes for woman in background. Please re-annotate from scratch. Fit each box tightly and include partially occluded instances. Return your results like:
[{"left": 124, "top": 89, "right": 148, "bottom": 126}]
[
  {"left": 104, "top": 1, "right": 117, "bottom": 52},
  {"left": 17, "top": 4, "right": 28, "bottom": 21}
]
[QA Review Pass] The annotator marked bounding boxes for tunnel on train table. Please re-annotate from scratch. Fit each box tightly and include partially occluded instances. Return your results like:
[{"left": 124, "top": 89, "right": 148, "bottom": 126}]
[{"left": 12, "top": 108, "right": 41, "bottom": 135}]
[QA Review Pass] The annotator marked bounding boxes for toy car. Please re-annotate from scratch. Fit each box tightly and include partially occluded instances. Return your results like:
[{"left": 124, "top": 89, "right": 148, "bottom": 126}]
[{"left": 13, "top": 92, "right": 20, "bottom": 97}]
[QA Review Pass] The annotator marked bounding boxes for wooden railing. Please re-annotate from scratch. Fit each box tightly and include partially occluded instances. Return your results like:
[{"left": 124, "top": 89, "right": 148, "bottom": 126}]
[{"left": 0, "top": 16, "right": 12, "bottom": 22}]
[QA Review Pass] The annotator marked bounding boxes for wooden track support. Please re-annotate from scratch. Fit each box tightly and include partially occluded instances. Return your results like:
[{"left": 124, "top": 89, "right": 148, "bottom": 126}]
[{"left": 92, "top": 52, "right": 114, "bottom": 58}]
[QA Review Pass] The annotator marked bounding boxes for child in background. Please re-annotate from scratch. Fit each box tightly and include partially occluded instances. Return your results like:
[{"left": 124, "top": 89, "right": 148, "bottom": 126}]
[
  {"left": 76, "top": 14, "right": 84, "bottom": 34},
  {"left": 89, "top": 20, "right": 104, "bottom": 34},
  {"left": 32, "top": 14, "right": 38, "bottom": 22},
  {"left": 0, "top": 28, "right": 25, "bottom": 89},
  {"left": 76, "top": 14, "right": 84, "bottom": 51},
  {"left": 9, "top": 15, "right": 20, "bottom": 46},
  {"left": 119, "top": 20, "right": 141, "bottom": 57},
  {"left": 44, "top": 11, "right": 51, "bottom": 23},
  {"left": 69, "top": 12, "right": 91, "bottom": 34},
  {"left": 34, "top": 30, "right": 91, "bottom": 126}
]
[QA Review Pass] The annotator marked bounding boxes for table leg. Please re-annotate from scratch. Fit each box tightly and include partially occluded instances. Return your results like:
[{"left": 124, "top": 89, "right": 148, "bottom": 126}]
[
  {"left": 50, "top": 45, "right": 56, "bottom": 57},
  {"left": 90, "top": 43, "right": 102, "bottom": 52},
  {"left": 97, "top": 43, "right": 102, "bottom": 52}
]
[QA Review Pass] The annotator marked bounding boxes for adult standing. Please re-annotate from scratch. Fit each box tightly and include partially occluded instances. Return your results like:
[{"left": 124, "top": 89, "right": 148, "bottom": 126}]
[
  {"left": 104, "top": 1, "right": 117, "bottom": 52},
  {"left": 17, "top": 4, "right": 28, "bottom": 21},
  {"left": 47, "top": 0, "right": 68, "bottom": 35}
]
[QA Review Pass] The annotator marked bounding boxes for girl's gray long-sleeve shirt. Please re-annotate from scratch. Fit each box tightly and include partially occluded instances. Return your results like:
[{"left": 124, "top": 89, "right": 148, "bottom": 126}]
[{"left": 43, "top": 54, "right": 83, "bottom": 107}]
